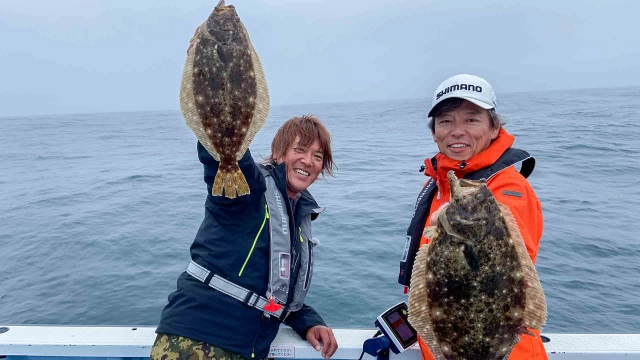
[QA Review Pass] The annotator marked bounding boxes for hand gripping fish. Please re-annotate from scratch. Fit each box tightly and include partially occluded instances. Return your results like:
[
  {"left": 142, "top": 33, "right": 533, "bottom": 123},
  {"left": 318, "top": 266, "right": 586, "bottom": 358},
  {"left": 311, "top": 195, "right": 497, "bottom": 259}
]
[
  {"left": 180, "top": 0, "right": 269, "bottom": 198},
  {"left": 408, "top": 171, "right": 547, "bottom": 360}
]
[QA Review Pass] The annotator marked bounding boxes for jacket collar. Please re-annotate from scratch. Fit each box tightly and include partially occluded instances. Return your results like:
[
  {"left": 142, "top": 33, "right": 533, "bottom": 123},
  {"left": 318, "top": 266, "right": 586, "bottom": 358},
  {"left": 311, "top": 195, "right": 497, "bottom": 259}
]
[{"left": 424, "top": 128, "right": 514, "bottom": 195}]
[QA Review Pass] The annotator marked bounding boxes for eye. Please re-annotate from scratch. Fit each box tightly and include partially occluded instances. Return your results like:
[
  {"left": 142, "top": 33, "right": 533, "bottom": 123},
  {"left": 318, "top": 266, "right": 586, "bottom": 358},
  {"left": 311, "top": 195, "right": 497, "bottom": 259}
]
[
  {"left": 294, "top": 147, "right": 306, "bottom": 153},
  {"left": 313, "top": 154, "right": 323, "bottom": 161}
]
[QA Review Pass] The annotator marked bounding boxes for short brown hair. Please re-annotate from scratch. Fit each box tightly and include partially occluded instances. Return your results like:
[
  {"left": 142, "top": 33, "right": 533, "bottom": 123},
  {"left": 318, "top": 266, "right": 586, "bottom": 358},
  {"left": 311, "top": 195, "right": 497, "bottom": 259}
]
[
  {"left": 266, "top": 115, "right": 335, "bottom": 176},
  {"left": 428, "top": 98, "right": 504, "bottom": 133}
]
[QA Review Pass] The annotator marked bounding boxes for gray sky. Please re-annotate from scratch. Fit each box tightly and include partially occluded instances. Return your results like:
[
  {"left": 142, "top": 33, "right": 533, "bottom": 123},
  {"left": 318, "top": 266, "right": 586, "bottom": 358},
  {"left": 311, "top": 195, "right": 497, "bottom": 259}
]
[{"left": 1, "top": 0, "right": 639, "bottom": 117}]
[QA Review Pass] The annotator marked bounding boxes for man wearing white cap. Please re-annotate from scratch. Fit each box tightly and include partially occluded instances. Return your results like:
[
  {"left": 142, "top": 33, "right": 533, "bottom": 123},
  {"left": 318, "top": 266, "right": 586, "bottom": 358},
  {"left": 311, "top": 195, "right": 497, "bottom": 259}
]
[{"left": 399, "top": 74, "right": 548, "bottom": 360}]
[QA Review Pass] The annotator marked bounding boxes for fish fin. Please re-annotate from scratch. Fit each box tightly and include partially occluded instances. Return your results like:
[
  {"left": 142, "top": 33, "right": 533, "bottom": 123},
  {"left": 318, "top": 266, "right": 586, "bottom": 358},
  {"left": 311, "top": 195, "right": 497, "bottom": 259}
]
[
  {"left": 439, "top": 209, "right": 469, "bottom": 238},
  {"left": 212, "top": 163, "right": 250, "bottom": 199},
  {"left": 439, "top": 210, "right": 455, "bottom": 236},
  {"left": 520, "top": 326, "right": 536, "bottom": 337},
  {"left": 494, "top": 337, "right": 519, "bottom": 360},
  {"left": 501, "top": 340, "right": 518, "bottom": 360},
  {"left": 498, "top": 202, "right": 547, "bottom": 330},
  {"left": 422, "top": 226, "right": 438, "bottom": 240},
  {"left": 179, "top": 38, "right": 221, "bottom": 162},
  {"left": 462, "top": 241, "right": 480, "bottom": 272},
  {"left": 408, "top": 244, "right": 447, "bottom": 360},
  {"left": 237, "top": 27, "right": 270, "bottom": 161}
]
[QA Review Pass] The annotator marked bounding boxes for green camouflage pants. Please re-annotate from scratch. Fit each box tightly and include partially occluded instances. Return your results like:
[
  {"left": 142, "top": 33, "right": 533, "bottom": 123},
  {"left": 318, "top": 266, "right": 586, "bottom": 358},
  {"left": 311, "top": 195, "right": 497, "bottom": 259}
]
[{"left": 151, "top": 333, "right": 256, "bottom": 360}]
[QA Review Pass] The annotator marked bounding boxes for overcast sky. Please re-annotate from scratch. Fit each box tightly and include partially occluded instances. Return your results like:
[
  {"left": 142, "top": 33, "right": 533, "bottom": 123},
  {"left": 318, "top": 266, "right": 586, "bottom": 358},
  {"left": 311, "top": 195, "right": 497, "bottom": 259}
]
[{"left": 1, "top": 0, "right": 639, "bottom": 116}]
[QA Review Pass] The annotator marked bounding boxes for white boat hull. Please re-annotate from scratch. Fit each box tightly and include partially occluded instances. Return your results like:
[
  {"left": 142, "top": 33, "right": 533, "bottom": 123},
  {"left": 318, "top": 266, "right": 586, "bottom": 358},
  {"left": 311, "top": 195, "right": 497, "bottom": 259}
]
[{"left": 1, "top": 326, "right": 639, "bottom": 359}]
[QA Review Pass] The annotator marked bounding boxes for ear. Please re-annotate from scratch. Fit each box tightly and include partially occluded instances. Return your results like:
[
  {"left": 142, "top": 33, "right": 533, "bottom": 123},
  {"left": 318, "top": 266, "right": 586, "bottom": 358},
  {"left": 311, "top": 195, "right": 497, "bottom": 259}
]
[
  {"left": 274, "top": 148, "right": 288, "bottom": 165},
  {"left": 491, "top": 126, "right": 500, "bottom": 140},
  {"left": 432, "top": 130, "right": 437, "bottom": 142}
]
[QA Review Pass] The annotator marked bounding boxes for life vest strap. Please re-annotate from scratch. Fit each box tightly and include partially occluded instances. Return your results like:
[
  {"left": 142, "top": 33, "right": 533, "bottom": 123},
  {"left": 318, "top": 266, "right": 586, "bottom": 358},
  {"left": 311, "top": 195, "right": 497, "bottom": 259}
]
[{"left": 186, "top": 260, "right": 288, "bottom": 319}]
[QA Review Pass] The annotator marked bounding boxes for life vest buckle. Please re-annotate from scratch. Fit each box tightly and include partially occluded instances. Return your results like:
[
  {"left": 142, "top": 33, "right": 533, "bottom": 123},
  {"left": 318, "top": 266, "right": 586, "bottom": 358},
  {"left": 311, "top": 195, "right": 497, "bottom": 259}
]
[{"left": 243, "top": 291, "right": 259, "bottom": 307}]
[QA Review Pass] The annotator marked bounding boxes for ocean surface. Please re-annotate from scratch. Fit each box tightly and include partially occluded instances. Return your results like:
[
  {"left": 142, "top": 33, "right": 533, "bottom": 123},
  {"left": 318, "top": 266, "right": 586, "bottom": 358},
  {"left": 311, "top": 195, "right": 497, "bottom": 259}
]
[{"left": 1, "top": 86, "right": 640, "bottom": 334}]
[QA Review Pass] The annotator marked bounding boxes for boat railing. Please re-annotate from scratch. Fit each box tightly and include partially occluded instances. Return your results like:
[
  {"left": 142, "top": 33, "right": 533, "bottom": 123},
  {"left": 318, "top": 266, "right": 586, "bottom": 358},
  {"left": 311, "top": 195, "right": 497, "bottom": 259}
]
[{"left": 1, "top": 326, "right": 640, "bottom": 359}]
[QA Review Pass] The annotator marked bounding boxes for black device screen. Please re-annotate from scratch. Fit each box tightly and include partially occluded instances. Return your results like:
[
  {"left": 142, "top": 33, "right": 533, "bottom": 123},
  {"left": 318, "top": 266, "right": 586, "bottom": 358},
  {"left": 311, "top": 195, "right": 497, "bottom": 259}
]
[{"left": 384, "top": 307, "right": 417, "bottom": 347}]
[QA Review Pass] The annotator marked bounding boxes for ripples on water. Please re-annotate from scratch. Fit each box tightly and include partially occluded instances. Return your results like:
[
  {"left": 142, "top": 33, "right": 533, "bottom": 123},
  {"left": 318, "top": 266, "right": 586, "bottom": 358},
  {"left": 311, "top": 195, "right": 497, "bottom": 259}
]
[{"left": 1, "top": 87, "right": 640, "bottom": 332}]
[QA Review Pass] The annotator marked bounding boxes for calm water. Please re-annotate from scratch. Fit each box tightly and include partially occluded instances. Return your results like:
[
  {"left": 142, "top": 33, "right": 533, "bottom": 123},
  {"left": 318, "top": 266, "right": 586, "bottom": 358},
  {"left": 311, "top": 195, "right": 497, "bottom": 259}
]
[{"left": 2, "top": 87, "right": 640, "bottom": 333}]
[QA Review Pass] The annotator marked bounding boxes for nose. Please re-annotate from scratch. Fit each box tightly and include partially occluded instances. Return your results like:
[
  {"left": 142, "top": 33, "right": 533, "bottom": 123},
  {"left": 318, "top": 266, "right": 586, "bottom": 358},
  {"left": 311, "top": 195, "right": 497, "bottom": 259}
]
[
  {"left": 451, "top": 119, "right": 465, "bottom": 136},
  {"left": 300, "top": 151, "right": 312, "bottom": 166}
]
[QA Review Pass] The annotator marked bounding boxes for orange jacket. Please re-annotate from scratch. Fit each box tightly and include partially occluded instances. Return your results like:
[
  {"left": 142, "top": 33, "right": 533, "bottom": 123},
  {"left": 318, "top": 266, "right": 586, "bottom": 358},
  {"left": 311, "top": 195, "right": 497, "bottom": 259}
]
[{"left": 417, "top": 128, "right": 547, "bottom": 360}]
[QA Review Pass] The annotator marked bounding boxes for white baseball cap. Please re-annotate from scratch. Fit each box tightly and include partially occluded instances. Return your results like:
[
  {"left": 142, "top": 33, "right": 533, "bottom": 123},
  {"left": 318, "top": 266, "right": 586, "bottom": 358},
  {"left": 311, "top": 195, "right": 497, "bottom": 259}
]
[{"left": 428, "top": 74, "right": 497, "bottom": 117}]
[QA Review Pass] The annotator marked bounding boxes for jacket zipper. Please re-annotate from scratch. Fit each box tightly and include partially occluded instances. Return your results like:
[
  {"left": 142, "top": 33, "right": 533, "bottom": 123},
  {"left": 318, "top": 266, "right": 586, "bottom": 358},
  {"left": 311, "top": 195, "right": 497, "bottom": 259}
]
[
  {"left": 239, "top": 203, "right": 269, "bottom": 277},
  {"left": 251, "top": 314, "right": 271, "bottom": 358},
  {"left": 250, "top": 324, "right": 261, "bottom": 358},
  {"left": 289, "top": 203, "right": 299, "bottom": 288},
  {"left": 304, "top": 238, "right": 313, "bottom": 290}
]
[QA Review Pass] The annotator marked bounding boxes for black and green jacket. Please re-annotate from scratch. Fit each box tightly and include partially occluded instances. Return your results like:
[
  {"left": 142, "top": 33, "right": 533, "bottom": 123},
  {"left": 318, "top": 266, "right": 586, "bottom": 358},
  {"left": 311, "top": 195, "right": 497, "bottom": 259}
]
[{"left": 157, "top": 142, "right": 325, "bottom": 359}]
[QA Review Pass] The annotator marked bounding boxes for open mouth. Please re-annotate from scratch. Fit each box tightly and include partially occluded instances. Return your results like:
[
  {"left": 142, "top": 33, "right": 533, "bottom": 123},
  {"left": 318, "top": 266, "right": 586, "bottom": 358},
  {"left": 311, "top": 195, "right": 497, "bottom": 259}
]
[
  {"left": 449, "top": 143, "right": 470, "bottom": 149},
  {"left": 294, "top": 168, "right": 310, "bottom": 177}
]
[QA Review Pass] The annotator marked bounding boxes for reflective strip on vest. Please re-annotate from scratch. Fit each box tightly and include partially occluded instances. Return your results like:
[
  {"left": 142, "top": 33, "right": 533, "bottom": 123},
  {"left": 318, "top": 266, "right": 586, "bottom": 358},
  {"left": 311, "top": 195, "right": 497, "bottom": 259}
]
[
  {"left": 399, "top": 148, "right": 535, "bottom": 287},
  {"left": 186, "top": 260, "right": 285, "bottom": 318}
]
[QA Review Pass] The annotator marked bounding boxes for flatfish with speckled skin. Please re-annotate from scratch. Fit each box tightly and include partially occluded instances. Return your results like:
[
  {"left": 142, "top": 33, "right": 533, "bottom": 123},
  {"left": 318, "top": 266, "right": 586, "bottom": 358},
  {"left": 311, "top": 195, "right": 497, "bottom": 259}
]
[
  {"left": 180, "top": 0, "right": 269, "bottom": 199},
  {"left": 408, "top": 171, "right": 547, "bottom": 360}
]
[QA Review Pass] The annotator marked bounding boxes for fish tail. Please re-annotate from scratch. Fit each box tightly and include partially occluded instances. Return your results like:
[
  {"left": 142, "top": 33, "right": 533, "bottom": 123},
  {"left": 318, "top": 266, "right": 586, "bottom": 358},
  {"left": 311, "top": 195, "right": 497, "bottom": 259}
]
[{"left": 212, "top": 162, "right": 250, "bottom": 199}]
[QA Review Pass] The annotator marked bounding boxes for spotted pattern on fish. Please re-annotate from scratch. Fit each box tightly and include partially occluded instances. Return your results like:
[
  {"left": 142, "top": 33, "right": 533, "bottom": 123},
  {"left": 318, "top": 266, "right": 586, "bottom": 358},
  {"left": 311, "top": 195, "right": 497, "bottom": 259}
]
[
  {"left": 180, "top": 0, "right": 269, "bottom": 199},
  {"left": 193, "top": 8, "right": 256, "bottom": 173},
  {"left": 408, "top": 171, "right": 546, "bottom": 360}
]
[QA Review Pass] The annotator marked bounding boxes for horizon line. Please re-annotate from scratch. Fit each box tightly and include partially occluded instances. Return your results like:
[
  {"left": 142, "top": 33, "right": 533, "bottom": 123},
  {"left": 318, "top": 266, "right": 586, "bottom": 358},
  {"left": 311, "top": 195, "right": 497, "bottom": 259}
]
[{"left": 1, "top": 83, "right": 638, "bottom": 119}]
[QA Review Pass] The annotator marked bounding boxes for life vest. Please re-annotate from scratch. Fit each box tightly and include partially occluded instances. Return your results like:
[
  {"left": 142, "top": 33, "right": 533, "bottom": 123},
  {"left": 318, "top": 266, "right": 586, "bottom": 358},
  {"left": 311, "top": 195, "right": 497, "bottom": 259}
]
[
  {"left": 398, "top": 147, "right": 535, "bottom": 287},
  {"left": 187, "top": 165, "right": 317, "bottom": 319}
]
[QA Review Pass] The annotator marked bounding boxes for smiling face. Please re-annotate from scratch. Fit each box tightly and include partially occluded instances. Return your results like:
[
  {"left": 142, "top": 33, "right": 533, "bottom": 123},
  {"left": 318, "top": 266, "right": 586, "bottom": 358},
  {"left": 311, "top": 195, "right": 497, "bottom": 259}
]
[
  {"left": 277, "top": 136, "right": 324, "bottom": 199},
  {"left": 432, "top": 100, "right": 499, "bottom": 161}
]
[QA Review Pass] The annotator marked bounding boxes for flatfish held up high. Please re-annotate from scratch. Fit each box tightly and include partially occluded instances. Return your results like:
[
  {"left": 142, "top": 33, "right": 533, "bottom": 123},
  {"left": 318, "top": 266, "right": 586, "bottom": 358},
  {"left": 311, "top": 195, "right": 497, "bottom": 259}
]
[
  {"left": 408, "top": 171, "right": 547, "bottom": 360},
  {"left": 180, "top": 0, "right": 269, "bottom": 199}
]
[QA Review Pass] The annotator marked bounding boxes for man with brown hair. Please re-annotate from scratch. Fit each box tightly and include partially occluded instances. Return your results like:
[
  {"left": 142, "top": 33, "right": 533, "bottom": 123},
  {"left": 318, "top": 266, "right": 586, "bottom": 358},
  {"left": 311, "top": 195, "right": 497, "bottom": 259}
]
[{"left": 153, "top": 115, "right": 338, "bottom": 360}]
